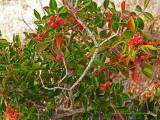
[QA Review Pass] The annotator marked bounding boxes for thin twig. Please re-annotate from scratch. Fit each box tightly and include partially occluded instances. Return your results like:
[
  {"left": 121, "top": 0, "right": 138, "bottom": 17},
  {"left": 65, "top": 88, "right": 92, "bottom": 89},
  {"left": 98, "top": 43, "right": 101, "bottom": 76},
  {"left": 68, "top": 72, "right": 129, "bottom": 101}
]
[
  {"left": 74, "top": 0, "right": 78, "bottom": 8},
  {"left": 129, "top": 79, "right": 154, "bottom": 100},
  {"left": 52, "top": 106, "right": 93, "bottom": 119},
  {"left": 39, "top": 1, "right": 46, "bottom": 16},
  {"left": 58, "top": 58, "right": 68, "bottom": 83},
  {"left": 20, "top": 13, "right": 35, "bottom": 33}
]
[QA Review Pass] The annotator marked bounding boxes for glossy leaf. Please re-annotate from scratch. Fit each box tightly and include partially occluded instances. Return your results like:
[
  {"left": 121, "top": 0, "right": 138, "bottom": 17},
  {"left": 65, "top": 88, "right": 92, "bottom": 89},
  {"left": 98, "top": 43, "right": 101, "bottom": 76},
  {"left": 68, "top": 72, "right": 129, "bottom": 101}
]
[
  {"left": 112, "top": 23, "right": 119, "bottom": 33},
  {"left": 143, "top": 12, "right": 154, "bottom": 20},
  {"left": 142, "top": 64, "right": 154, "bottom": 78},
  {"left": 135, "top": 5, "right": 142, "bottom": 12},
  {"left": 103, "top": 0, "right": 109, "bottom": 9},
  {"left": 131, "top": 67, "right": 137, "bottom": 82},
  {"left": 34, "top": 9, "right": 41, "bottom": 20},
  {"left": 117, "top": 64, "right": 129, "bottom": 78},
  {"left": 144, "top": 0, "right": 150, "bottom": 9},
  {"left": 121, "top": 1, "right": 125, "bottom": 12},
  {"left": 49, "top": 0, "right": 57, "bottom": 10}
]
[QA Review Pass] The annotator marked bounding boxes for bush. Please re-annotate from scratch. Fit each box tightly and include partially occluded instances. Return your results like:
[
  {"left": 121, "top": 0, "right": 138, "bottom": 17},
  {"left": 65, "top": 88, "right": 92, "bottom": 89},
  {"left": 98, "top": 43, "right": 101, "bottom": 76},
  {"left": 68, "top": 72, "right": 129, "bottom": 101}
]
[{"left": 0, "top": 0, "right": 160, "bottom": 119}]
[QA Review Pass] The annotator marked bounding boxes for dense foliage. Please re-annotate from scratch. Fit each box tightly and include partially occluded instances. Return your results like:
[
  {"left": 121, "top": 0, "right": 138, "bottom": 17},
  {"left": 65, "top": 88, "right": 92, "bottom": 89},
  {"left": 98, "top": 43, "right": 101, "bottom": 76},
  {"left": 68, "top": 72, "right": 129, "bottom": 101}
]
[{"left": 0, "top": 0, "right": 160, "bottom": 119}]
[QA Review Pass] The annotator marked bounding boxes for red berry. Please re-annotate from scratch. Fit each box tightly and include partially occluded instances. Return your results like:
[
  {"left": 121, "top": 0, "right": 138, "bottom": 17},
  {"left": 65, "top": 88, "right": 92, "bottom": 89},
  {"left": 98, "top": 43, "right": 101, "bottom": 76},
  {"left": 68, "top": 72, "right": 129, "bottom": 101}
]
[
  {"left": 152, "top": 42, "right": 156, "bottom": 46},
  {"left": 14, "top": 113, "right": 18, "bottom": 117},
  {"left": 58, "top": 76, "right": 61, "bottom": 79},
  {"left": 68, "top": 9, "right": 72, "bottom": 13},
  {"left": 19, "top": 48, "right": 22, "bottom": 53},
  {"left": 19, "top": 112, "right": 22, "bottom": 117},
  {"left": 138, "top": 39, "right": 143, "bottom": 44},
  {"left": 108, "top": 12, "right": 113, "bottom": 17},
  {"left": 105, "top": 81, "right": 111, "bottom": 87},
  {"left": 49, "top": 16, "right": 54, "bottom": 21},
  {"left": 55, "top": 18, "right": 60, "bottom": 23},
  {"left": 84, "top": 95, "right": 87, "bottom": 99},
  {"left": 105, "top": 17, "right": 111, "bottom": 22},
  {"left": 123, "top": 16, "right": 128, "bottom": 19},
  {"left": 50, "top": 23, "right": 56, "bottom": 28},
  {"left": 47, "top": 20, "right": 52, "bottom": 25},
  {"left": 77, "top": 24, "right": 83, "bottom": 31},
  {"left": 59, "top": 22, "right": 64, "bottom": 25},
  {"left": 56, "top": 55, "right": 61, "bottom": 61},
  {"left": 102, "top": 87, "right": 106, "bottom": 91},
  {"left": 35, "top": 36, "right": 41, "bottom": 41},
  {"left": 59, "top": 18, "right": 63, "bottom": 22},
  {"left": 92, "top": 87, "right": 95, "bottom": 90},
  {"left": 131, "top": 15, "right": 134, "bottom": 19},
  {"left": 131, "top": 45, "right": 135, "bottom": 50},
  {"left": 100, "top": 83, "right": 104, "bottom": 87},
  {"left": 43, "top": 30, "right": 48, "bottom": 35}
]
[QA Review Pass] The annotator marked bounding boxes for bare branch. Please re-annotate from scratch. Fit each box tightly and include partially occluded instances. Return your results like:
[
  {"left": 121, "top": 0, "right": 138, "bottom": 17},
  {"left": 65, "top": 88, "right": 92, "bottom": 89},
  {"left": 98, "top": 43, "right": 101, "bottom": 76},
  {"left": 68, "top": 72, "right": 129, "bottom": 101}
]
[
  {"left": 39, "top": 1, "right": 46, "bottom": 16},
  {"left": 99, "top": 32, "right": 119, "bottom": 47},
  {"left": 70, "top": 47, "right": 99, "bottom": 90},
  {"left": 129, "top": 78, "right": 154, "bottom": 100},
  {"left": 20, "top": 13, "right": 35, "bottom": 33},
  {"left": 58, "top": 58, "right": 69, "bottom": 83},
  {"left": 39, "top": 68, "right": 69, "bottom": 91},
  {"left": 52, "top": 106, "right": 93, "bottom": 119},
  {"left": 74, "top": 0, "right": 78, "bottom": 8},
  {"left": 65, "top": 0, "right": 98, "bottom": 47}
]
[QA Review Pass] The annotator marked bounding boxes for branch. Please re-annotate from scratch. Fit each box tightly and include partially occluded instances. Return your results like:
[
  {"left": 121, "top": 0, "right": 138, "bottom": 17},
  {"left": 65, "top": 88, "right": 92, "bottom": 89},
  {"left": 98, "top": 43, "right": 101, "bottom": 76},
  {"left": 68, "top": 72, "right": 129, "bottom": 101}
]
[
  {"left": 39, "top": 69, "right": 69, "bottom": 91},
  {"left": 52, "top": 106, "right": 93, "bottom": 119},
  {"left": 65, "top": 0, "right": 98, "bottom": 47},
  {"left": 129, "top": 78, "right": 154, "bottom": 100},
  {"left": 20, "top": 13, "right": 35, "bottom": 33},
  {"left": 58, "top": 58, "right": 69, "bottom": 83},
  {"left": 70, "top": 47, "right": 99, "bottom": 90},
  {"left": 99, "top": 31, "right": 119, "bottom": 47}
]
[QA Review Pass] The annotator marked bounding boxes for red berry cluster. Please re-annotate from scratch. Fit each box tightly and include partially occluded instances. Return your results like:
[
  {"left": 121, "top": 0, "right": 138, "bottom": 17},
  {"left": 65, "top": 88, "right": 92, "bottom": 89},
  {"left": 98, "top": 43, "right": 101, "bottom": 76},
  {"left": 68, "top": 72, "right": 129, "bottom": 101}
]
[
  {"left": 35, "top": 29, "right": 48, "bottom": 42},
  {"left": 100, "top": 81, "right": 112, "bottom": 91},
  {"left": 105, "top": 12, "right": 113, "bottom": 22},
  {"left": 56, "top": 55, "right": 64, "bottom": 61},
  {"left": 5, "top": 108, "right": 22, "bottom": 120},
  {"left": 123, "top": 13, "right": 135, "bottom": 19},
  {"left": 47, "top": 16, "right": 64, "bottom": 29},
  {"left": 128, "top": 32, "right": 156, "bottom": 50}
]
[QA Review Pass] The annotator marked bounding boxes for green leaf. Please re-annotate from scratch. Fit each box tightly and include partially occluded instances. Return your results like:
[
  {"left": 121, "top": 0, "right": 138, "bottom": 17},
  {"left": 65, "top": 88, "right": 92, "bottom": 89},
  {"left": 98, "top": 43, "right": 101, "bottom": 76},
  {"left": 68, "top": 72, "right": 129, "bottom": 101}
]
[
  {"left": 18, "top": 97, "right": 26, "bottom": 105},
  {"left": 143, "top": 12, "right": 154, "bottom": 20},
  {"left": 148, "top": 100, "right": 155, "bottom": 112},
  {"left": 0, "top": 39, "right": 10, "bottom": 48},
  {"left": 92, "top": 76, "right": 99, "bottom": 88},
  {"left": 121, "top": 93, "right": 129, "bottom": 100},
  {"left": 5, "top": 53, "right": 10, "bottom": 63},
  {"left": 137, "top": 17, "right": 144, "bottom": 30},
  {"left": 90, "top": 100, "right": 97, "bottom": 109},
  {"left": 104, "top": 90, "right": 110, "bottom": 99},
  {"left": 157, "top": 111, "right": 160, "bottom": 120},
  {"left": 84, "top": 85, "right": 94, "bottom": 94},
  {"left": 9, "top": 69, "right": 21, "bottom": 75},
  {"left": 82, "top": 0, "right": 91, "bottom": 7},
  {"left": 103, "top": 0, "right": 109, "bottom": 9},
  {"left": 49, "top": 0, "right": 57, "bottom": 10},
  {"left": 35, "top": 42, "right": 50, "bottom": 53},
  {"left": 34, "top": 9, "right": 41, "bottom": 20},
  {"left": 94, "top": 18, "right": 102, "bottom": 26},
  {"left": 112, "top": 94, "right": 117, "bottom": 105},
  {"left": 117, "top": 64, "right": 129, "bottom": 78},
  {"left": 144, "top": 0, "right": 150, "bottom": 9},
  {"left": 147, "top": 115, "right": 156, "bottom": 120},
  {"left": 3, "top": 76, "right": 7, "bottom": 87},
  {"left": 142, "top": 45, "right": 157, "bottom": 50},
  {"left": 112, "top": 40, "right": 124, "bottom": 48},
  {"left": 135, "top": 5, "right": 142, "bottom": 12},
  {"left": 83, "top": 99, "right": 88, "bottom": 112},
  {"left": 142, "top": 64, "right": 154, "bottom": 78},
  {"left": 122, "top": 30, "right": 134, "bottom": 38},
  {"left": 141, "top": 46, "right": 151, "bottom": 55},
  {"left": 112, "top": 23, "right": 119, "bottom": 33}
]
